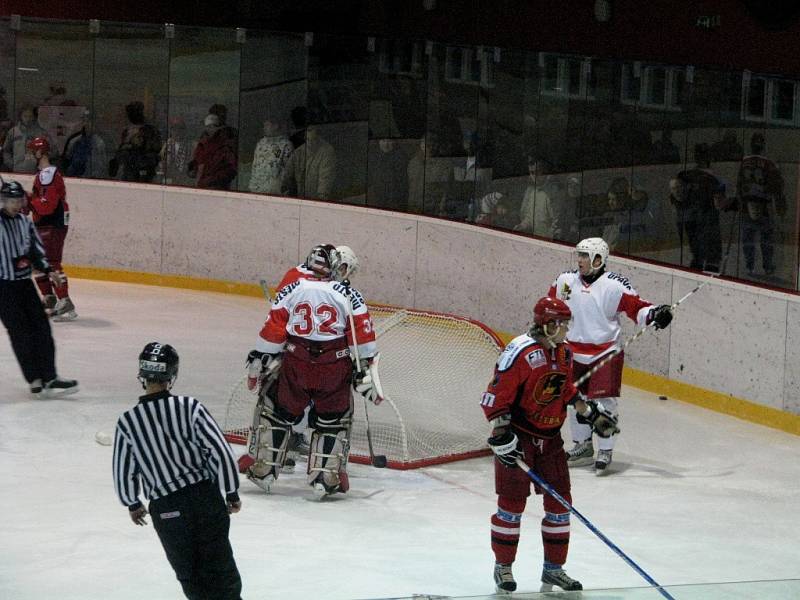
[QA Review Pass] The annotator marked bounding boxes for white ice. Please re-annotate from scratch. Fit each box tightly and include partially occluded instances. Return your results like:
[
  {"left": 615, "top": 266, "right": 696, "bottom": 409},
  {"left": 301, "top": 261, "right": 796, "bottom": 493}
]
[{"left": 1, "top": 279, "right": 799, "bottom": 599}]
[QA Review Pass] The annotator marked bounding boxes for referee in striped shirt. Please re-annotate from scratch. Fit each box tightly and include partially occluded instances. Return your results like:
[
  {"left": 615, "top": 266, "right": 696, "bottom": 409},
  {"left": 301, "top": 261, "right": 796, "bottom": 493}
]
[
  {"left": 113, "top": 342, "right": 243, "bottom": 600},
  {"left": 0, "top": 178, "right": 77, "bottom": 396}
]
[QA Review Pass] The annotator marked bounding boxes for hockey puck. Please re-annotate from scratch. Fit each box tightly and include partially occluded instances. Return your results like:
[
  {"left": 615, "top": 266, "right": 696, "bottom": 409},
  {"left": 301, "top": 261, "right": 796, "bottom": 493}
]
[
  {"left": 95, "top": 431, "right": 112, "bottom": 446},
  {"left": 658, "top": 395, "right": 668, "bottom": 401},
  {"left": 372, "top": 455, "right": 388, "bottom": 468}
]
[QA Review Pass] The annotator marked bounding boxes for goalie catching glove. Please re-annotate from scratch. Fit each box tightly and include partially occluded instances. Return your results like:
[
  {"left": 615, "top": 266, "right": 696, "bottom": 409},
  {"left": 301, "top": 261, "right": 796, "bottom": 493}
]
[
  {"left": 488, "top": 428, "right": 522, "bottom": 467},
  {"left": 246, "top": 350, "right": 282, "bottom": 391},
  {"left": 353, "top": 354, "right": 385, "bottom": 405},
  {"left": 576, "top": 399, "right": 620, "bottom": 438}
]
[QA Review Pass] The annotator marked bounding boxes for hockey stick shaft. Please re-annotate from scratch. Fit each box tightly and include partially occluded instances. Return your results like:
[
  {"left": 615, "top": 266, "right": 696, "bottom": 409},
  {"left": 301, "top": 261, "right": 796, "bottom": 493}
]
[
  {"left": 515, "top": 458, "right": 676, "bottom": 600},
  {"left": 342, "top": 279, "right": 386, "bottom": 467}
]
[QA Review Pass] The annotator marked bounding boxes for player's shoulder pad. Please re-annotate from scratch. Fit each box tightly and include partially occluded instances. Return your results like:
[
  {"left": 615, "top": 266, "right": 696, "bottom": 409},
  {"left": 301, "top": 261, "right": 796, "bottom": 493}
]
[
  {"left": 497, "top": 334, "right": 543, "bottom": 372},
  {"left": 605, "top": 271, "right": 633, "bottom": 291},
  {"left": 273, "top": 279, "right": 301, "bottom": 304},
  {"left": 38, "top": 165, "right": 58, "bottom": 186}
]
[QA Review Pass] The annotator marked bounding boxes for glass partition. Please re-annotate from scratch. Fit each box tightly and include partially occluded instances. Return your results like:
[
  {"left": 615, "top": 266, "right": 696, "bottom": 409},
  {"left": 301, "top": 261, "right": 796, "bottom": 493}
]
[
  {"left": 0, "top": 19, "right": 15, "bottom": 172},
  {"left": 2, "top": 16, "right": 800, "bottom": 292},
  {"left": 169, "top": 26, "right": 240, "bottom": 190}
]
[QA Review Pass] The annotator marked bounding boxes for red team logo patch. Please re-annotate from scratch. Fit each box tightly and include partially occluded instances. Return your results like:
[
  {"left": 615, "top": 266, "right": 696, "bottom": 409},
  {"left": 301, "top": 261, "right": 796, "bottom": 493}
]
[{"left": 532, "top": 372, "right": 566, "bottom": 406}]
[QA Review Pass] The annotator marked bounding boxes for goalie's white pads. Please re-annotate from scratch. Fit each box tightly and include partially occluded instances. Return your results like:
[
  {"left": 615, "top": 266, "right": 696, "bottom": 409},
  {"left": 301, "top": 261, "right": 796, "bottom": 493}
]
[
  {"left": 242, "top": 392, "right": 292, "bottom": 492},
  {"left": 354, "top": 354, "right": 385, "bottom": 405},
  {"left": 307, "top": 415, "right": 352, "bottom": 498}
]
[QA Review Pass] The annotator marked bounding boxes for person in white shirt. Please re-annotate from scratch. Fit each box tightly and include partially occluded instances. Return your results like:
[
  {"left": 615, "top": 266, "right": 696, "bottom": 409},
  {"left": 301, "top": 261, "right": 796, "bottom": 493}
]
[{"left": 548, "top": 238, "right": 673, "bottom": 473}]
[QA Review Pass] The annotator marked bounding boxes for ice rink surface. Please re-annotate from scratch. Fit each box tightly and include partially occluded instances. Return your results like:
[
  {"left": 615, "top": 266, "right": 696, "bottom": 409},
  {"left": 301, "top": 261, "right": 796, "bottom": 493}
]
[{"left": 1, "top": 279, "right": 799, "bottom": 599}]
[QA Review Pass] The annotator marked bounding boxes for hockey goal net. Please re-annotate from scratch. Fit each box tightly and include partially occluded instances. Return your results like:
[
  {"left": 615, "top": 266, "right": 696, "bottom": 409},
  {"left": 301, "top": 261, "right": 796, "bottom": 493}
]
[{"left": 223, "top": 306, "right": 504, "bottom": 469}]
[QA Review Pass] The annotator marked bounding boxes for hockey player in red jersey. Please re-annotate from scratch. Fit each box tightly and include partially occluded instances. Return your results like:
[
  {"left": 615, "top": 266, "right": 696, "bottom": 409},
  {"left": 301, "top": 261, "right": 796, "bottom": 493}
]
[
  {"left": 549, "top": 237, "right": 672, "bottom": 473},
  {"left": 26, "top": 137, "right": 77, "bottom": 321},
  {"left": 482, "top": 296, "right": 618, "bottom": 594},
  {"left": 241, "top": 245, "right": 382, "bottom": 499}
]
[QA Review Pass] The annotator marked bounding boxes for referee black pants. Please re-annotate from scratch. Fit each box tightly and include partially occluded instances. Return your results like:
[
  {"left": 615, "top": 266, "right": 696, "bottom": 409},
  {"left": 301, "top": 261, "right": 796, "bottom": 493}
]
[
  {"left": 0, "top": 279, "right": 56, "bottom": 384},
  {"left": 150, "top": 480, "right": 242, "bottom": 600}
]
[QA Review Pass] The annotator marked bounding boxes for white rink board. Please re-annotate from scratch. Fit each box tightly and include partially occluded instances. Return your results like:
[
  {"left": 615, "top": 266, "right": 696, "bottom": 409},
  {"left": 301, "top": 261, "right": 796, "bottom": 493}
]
[{"left": 3, "top": 173, "right": 799, "bottom": 414}]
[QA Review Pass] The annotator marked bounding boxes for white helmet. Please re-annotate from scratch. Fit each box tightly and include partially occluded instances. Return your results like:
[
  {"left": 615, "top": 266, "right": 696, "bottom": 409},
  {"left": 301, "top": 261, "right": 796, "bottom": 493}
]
[
  {"left": 331, "top": 245, "right": 359, "bottom": 282},
  {"left": 576, "top": 237, "right": 609, "bottom": 271}
]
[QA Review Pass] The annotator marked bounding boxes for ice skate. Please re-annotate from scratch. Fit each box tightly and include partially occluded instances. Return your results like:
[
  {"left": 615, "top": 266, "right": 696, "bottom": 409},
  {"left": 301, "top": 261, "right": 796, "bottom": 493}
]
[
  {"left": 52, "top": 297, "right": 77, "bottom": 322},
  {"left": 566, "top": 440, "right": 594, "bottom": 467},
  {"left": 594, "top": 449, "right": 613, "bottom": 475},
  {"left": 247, "top": 470, "right": 276, "bottom": 494},
  {"left": 42, "top": 294, "right": 57, "bottom": 314},
  {"left": 288, "top": 431, "right": 310, "bottom": 457},
  {"left": 493, "top": 562, "right": 516, "bottom": 593},
  {"left": 30, "top": 379, "right": 43, "bottom": 395},
  {"left": 42, "top": 377, "right": 79, "bottom": 398},
  {"left": 540, "top": 567, "right": 582, "bottom": 592}
]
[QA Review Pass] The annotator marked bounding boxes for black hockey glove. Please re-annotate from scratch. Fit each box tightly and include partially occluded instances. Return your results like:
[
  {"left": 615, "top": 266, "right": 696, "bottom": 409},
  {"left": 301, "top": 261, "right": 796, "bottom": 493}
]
[
  {"left": 488, "top": 430, "right": 522, "bottom": 467},
  {"left": 649, "top": 305, "right": 673, "bottom": 330},
  {"left": 576, "top": 400, "right": 620, "bottom": 438}
]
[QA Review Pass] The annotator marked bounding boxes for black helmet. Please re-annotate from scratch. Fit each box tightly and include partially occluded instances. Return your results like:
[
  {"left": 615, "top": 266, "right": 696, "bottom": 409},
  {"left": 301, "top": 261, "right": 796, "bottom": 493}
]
[
  {"left": 138, "top": 342, "right": 179, "bottom": 386},
  {"left": 0, "top": 179, "right": 25, "bottom": 199}
]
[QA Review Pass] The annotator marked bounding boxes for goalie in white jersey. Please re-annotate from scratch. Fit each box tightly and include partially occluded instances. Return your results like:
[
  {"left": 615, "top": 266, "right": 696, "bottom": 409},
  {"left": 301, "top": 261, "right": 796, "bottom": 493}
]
[
  {"left": 549, "top": 238, "right": 673, "bottom": 473},
  {"left": 241, "top": 246, "right": 383, "bottom": 499}
]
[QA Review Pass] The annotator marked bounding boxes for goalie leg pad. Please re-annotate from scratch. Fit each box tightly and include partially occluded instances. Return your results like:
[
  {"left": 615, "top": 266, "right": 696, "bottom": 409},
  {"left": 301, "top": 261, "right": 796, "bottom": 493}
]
[
  {"left": 245, "top": 394, "right": 294, "bottom": 489},
  {"left": 307, "top": 413, "right": 352, "bottom": 495}
]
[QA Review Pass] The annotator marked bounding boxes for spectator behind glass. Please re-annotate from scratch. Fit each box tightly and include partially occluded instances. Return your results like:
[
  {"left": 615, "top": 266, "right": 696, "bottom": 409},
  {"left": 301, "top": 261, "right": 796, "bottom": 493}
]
[
  {"left": 668, "top": 143, "right": 727, "bottom": 272},
  {"left": 110, "top": 101, "right": 162, "bottom": 183},
  {"left": 281, "top": 125, "right": 336, "bottom": 200},
  {"left": 3, "top": 105, "right": 49, "bottom": 173},
  {"left": 651, "top": 127, "right": 681, "bottom": 164},
  {"left": 249, "top": 119, "right": 292, "bottom": 195},
  {"left": 737, "top": 132, "right": 785, "bottom": 277},
  {"left": 602, "top": 177, "right": 649, "bottom": 251},
  {"left": 368, "top": 138, "right": 408, "bottom": 211},
  {"left": 406, "top": 134, "right": 450, "bottom": 216},
  {"left": 160, "top": 116, "right": 192, "bottom": 186},
  {"left": 61, "top": 110, "right": 107, "bottom": 179},
  {"left": 514, "top": 155, "right": 560, "bottom": 238},
  {"left": 188, "top": 114, "right": 238, "bottom": 190},
  {"left": 289, "top": 106, "right": 307, "bottom": 150},
  {"left": 710, "top": 130, "right": 744, "bottom": 163}
]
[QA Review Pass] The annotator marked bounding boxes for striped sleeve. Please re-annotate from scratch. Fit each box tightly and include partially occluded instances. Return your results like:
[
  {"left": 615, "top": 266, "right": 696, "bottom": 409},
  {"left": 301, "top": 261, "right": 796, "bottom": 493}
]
[
  {"left": 112, "top": 422, "right": 142, "bottom": 508},
  {"left": 27, "top": 220, "right": 50, "bottom": 272},
  {"left": 192, "top": 401, "right": 239, "bottom": 495}
]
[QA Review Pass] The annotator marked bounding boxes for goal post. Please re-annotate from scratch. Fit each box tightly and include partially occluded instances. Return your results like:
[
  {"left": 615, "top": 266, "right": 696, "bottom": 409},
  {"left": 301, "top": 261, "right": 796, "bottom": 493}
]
[{"left": 223, "top": 305, "right": 504, "bottom": 469}]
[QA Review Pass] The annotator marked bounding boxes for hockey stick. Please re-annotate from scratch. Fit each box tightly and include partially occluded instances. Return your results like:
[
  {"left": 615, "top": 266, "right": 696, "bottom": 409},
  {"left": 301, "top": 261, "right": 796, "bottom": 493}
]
[
  {"left": 516, "top": 458, "right": 677, "bottom": 600},
  {"left": 342, "top": 278, "right": 387, "bottom": 468},
  {"left": 574, "top": 216, "right": 738, "bottom": 390}
]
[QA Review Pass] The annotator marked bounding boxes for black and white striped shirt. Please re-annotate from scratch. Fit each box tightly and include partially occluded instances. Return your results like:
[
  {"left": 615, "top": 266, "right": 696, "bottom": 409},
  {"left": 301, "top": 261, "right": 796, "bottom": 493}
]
[
  {"left": 0, "top": 210, "right": 50, "bottom": 281},
  {"left": 113, "top": 391, "right": 239, "bottom": 509}
]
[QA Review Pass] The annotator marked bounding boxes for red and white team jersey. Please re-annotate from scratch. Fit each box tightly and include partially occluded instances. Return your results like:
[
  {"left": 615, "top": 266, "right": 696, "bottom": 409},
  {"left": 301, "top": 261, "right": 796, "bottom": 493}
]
[
  {"left": 29, "top": 166, "right": 69, "bottom": 228},
  {"left": 480, "top": 334, "right": 578, "bottom": 438},
  {"left": 548, "top": 270, "right": 652, "bottom": 364},
  {"left": 257, "top": 277, "right": 377, "bottom": 358},
  {"left": 275, "top": 264, "right": 317, "bottom": 291}
]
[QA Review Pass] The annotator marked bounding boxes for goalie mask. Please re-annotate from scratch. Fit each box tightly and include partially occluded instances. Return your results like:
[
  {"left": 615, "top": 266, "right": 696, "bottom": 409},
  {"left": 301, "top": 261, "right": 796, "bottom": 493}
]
[
  {"left": 305, "top": 244, "right": 336, "bottom": 277},
  {"left": 138, "top": 342, "right": 179, "bottom": 388},
  {"left": 331, "top": 245, "right": 359, "bottom": 282}
]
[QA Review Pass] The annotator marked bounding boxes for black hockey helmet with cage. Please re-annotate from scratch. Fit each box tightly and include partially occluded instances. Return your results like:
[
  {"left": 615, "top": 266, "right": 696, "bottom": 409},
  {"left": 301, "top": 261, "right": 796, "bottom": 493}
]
[
  {"left": 305, "top": 244, "right": 336, "bottom": 277},
  {"left": 138, "top": 342, "right": 179, "bottom": 384}
]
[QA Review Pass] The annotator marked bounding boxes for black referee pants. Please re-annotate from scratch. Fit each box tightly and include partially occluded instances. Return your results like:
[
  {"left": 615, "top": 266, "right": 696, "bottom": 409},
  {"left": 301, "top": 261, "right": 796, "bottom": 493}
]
[
  {"left": 0, "top": 279, "right": 56, "bottom": 384},
  {"left": 150, "top": 480, "right": 242, "bottom": 600}
]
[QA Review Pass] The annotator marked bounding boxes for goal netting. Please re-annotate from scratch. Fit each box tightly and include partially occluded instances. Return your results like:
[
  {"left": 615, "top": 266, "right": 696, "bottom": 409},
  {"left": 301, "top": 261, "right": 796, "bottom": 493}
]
[{"left": 223, "top": 306, "right": 504, "bottom": 469}]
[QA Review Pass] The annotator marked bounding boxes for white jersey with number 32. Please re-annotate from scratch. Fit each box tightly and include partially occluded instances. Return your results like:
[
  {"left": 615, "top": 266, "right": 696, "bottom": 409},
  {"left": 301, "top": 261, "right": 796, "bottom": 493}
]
[{"left": 256, "top": 277, "right": 377, "bottom": 359}]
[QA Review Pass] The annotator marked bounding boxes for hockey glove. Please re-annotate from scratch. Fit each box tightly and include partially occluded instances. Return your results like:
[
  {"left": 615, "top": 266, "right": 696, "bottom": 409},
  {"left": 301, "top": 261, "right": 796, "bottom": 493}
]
[
  {"left": 354, "top": 355, "right": 385, "bottom": 405},
  {"left": 488, "top": 429, "right": 522, "bottom": 467},
  {"left": 576, "top": 400, "right": 620, "bottom": 438},
  {"left": 649, "top": 304, "right": 673, "bottom": 330},
  {"left": 246, "top": 350, "right": 281, "bottom": 391}
]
